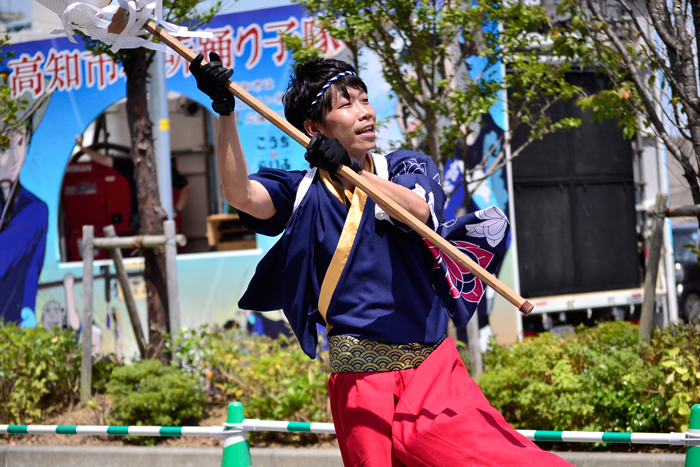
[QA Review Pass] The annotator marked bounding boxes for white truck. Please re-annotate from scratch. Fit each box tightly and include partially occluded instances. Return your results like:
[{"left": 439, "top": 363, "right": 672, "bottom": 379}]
[{"left": 487, "top": 69, "right": 678, "bottom": 343}]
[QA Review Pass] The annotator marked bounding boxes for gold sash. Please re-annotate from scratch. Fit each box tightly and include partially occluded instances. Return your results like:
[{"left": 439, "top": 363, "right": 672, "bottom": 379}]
[{"left": 317, "top": 156, "right": 374, "bottom": 323}]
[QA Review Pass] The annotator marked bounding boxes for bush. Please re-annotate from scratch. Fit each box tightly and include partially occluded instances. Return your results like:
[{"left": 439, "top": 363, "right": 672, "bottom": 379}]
[
  {"left": 478, "top": 321, "right": 699, "bottom": 438},
  {"left": 175, "top": 326, "right": 331, "bottom": 444},
  {"left": 0, "top": 322, "right": 80, "bottom": 424},
  {"left": 106, "top": 359, "right": 206, "bottom": 445},
  {"left": 653, "top": 323, "right": 700, "bottom": 431},
  {"left": 92, "top": 356, "right": 120, "bottom": 394}
]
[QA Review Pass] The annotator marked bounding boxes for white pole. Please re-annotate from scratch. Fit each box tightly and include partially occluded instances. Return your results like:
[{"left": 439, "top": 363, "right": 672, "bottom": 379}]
[
  {"left": 164, "top": 220, "right": 181, "bottom": 339},
  {"left": 149, "top": 51, "right": 173, "bottom": 218},
  {"left": 80, "top": 225, "right": 94, "bottom": 406}
]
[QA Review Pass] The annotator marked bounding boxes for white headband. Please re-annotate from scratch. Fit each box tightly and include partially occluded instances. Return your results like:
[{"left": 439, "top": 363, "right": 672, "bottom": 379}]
[{"left": 305, "top": 71, "right": 357, "bottom": 118}]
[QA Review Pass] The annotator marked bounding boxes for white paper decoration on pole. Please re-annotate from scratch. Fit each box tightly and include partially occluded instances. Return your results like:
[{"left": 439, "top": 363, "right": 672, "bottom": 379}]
[{"left": 36, "top": 0, "right": 211, "bottom": 53}]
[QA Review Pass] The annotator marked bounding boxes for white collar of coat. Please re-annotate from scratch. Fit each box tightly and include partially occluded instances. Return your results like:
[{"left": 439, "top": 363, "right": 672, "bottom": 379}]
[{"left": 293, "top": 153, "right": 387, "bottom": 214}]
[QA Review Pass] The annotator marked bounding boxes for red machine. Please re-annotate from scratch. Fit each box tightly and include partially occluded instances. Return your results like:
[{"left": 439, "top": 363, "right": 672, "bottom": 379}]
[
  {"left": 61, "top": 159, "right": 186, "bottom": 261},
  {"left": 61, "top": 161, "right": 135, "bottom": 261}
]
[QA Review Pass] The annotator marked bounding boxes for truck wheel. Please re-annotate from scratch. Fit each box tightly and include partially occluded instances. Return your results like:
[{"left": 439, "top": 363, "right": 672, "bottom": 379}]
[{"left": 682, "top": 292, "right": 700, "bottom": 323}]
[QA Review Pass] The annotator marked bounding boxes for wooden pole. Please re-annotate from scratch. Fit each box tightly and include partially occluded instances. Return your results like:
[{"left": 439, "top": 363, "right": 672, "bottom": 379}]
[
  {"left": 103, "top": 225, "right": 148, "bottom": 360},
  {"left": 164, "top": 220, "right": 181, "bottom": 346},
  {"left": 92, "top": 234, "right": 185, "bottom": 250},
  {"left": 80, "top": 225, "right": 94, "bottom": 406},
  {"left": 639, "top": 193, "right": 668, "bottom": 345},
  {"left": 142, "top": 21, "right": 533, "bottom": 316},
  {"left": 657, "top": 204, "right": 700, "bottom": 217}
]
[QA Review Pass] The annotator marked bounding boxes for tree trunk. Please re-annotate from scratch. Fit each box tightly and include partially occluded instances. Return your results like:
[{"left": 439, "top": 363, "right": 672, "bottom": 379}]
[
  {"left": 123, "top": 50, "right": 170, "bottom": 363},
  {"left": 461, "top": 158, "right": 472, "bottom": 216},
  {"left": 425, "top": 110, "right": 442, "bottom": 166},
  {"left": 639, "top": 193, "right": 667, "bottom": 345}
]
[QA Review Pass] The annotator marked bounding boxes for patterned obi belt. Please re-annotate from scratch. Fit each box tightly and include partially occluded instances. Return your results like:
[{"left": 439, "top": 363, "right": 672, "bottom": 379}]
[{"left": 328, "top": 335, "right": 445, "bottom": 373}]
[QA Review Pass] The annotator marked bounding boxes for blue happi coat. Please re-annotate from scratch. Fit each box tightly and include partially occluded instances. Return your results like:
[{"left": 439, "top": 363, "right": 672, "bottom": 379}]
[{"left": 239, "top": 150, "right": 508, "bottom": 358}]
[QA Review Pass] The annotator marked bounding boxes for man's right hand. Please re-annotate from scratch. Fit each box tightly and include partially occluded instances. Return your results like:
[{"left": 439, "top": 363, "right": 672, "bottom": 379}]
[{"left": 189, "top": 52, "right": 236, "bottom": 116}]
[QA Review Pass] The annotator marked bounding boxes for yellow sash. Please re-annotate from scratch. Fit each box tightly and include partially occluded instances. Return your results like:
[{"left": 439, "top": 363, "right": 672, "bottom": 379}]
[{"left": 317, "top": 156, "right": 374, "bottom": 323}]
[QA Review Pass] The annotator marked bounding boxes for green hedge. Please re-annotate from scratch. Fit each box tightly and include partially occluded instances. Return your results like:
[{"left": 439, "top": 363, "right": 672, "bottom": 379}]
[
  {"left": 105, "top": 359, "right": 206, "bottom": 445},
  {"left": 2, "top": 320, "right": 697, "bottom": 448},
  {"left": 478, "top": 321, "right": 700, "bottom": 434},
  {"left": 0, "top": 323, "right": 81, "bottom": 424},
  {"left": 175, "top": 327, "right": 331, "bottom": 444}
]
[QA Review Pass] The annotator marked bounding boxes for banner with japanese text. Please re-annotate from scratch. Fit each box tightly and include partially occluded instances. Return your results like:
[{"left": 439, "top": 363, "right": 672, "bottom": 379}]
[{"left": 0, "top": 4, "right": 402, "bottom": 360}]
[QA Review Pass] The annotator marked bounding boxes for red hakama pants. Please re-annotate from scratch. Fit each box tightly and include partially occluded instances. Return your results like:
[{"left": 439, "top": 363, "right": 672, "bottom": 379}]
[{"left": 328, "top": 338, "right": 574, "bottom": 467}]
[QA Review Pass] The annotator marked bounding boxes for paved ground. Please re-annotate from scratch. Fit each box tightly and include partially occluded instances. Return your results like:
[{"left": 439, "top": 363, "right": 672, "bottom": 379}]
[{"left": 0, "top": 445, "right": 688, "bottom": 467}]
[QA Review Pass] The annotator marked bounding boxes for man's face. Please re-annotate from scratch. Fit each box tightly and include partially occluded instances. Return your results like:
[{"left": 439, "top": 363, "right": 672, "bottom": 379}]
[
  {"left": 315, "top": 86, "right": 377, "bottom": 160},
  {"left": 0, "top": 130, "right": 28, "bottom": 183}
]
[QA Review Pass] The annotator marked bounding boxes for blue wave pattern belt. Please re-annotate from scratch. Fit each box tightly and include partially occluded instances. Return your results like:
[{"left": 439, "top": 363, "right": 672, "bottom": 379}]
[{"left": 328, "top": 335, "right": 445, "bottom": 373}]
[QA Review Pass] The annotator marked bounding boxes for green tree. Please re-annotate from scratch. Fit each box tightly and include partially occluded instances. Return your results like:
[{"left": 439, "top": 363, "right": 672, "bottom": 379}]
[
  {"left": 0, "top": 33, "right": 28, "bottom": 152},
  {"left": 291, "top": 0, "right": 581, "bottom": 208},
  {"left": 81, "top": 1, "right": 221, "bottom": 361},
  {"left": 558, "top": 0, "right": 700, "bottom": 218},
  {"left": 554, "top": 0, "right": 700, "bottom": 342}
]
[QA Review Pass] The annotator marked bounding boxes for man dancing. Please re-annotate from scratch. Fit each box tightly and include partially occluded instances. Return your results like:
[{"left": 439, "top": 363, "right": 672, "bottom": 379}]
[{"left": 191, "top": 53, "right": 573, "bottom": 467}]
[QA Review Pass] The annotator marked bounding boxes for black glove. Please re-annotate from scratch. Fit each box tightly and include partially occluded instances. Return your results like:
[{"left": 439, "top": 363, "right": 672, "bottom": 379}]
[
  {"left": 189, "top": 52, "right": 235, "bottom": 116},
  {"left": 304, "top": 133, "right": 362, "bottom": 173}
]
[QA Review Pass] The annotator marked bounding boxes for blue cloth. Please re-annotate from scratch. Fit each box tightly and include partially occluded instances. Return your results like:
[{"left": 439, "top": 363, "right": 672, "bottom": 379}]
[
  {"left": 239, "top": 150, "right": 508, "bottom": 358},
  {"left": 0, "top": 185, "right": 48, "bottom": 325}
]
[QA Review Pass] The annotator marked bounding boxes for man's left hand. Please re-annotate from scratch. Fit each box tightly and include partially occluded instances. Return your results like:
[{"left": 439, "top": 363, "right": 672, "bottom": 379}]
[{"left": 304, "top": 133, "right": 361, "bottom": 173}]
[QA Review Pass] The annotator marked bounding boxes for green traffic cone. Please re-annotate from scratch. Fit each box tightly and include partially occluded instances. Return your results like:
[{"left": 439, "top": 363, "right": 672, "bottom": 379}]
[
  {"left": 687, "top": 404, "right": 700, "bottom": 467},
  {"left": 221, "top": 402, "right": 252, "bottom": 467}
]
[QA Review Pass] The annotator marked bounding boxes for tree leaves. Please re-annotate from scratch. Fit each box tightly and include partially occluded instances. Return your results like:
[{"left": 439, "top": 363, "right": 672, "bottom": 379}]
[
  {"left": 559, "top": 0, "right": 700, "bottom": 206},
  {"left": 292, "top": 0, "right": 582, "bottom": 204},
  {"left": 0, "top": 34, "right": 29, "bottom": 152}
]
